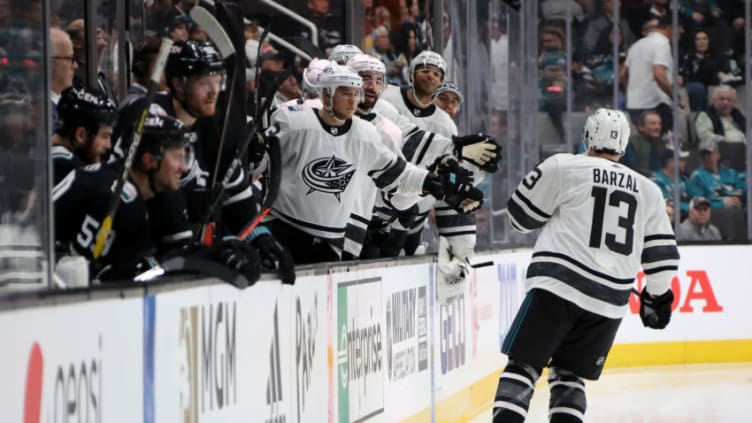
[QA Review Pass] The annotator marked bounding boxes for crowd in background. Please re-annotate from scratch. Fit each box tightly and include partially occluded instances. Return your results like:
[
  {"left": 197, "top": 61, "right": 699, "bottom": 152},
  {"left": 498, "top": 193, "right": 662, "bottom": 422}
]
[{"left": 535, "top": 0, "right": 749, "bottom": 241}]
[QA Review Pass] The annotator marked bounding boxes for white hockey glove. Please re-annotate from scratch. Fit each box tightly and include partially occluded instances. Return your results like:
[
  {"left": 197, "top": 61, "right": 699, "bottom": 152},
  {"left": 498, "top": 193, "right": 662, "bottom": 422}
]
[
  {"left": 436, "top": 236, "right": 470, "bottom": 305},
  {"left": 452, "top": 133, "right": 503, "bottom": 173}
]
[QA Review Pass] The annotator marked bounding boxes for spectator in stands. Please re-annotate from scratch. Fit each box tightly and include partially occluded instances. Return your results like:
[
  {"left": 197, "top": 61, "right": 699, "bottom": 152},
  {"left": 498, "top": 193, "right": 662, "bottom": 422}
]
[
  {"left": 679, "top": 30, "right": 742, "bottom": 111},
  {"left": 434, "top": 81, "right": 463, "bottom": 120},
  {"left": 690, "top": 139, "right": 747, "bottom": 239},
  {"left": 66, "top": 19, "right": 116, "bottom": 104},
  {"left": 369, "top": 25, "right": 402, "bottom": 85},
  {"left": 396, "top": 23, "right": 419, "bottom": 85},
  {"left": 121, "top": 36, "right": 167, "bottom": 109},
  {"left": 646, "top": 0, "right": 671, "bottom": 20},
  {"left": 144, "top": 0, "right": 172, "bottom": 37},
  {"left": 582, "top": 0, "right": 635, "bottom": 57},
  {"left": 539, "top": 0, "right": 586, "bottom": 25},
  {"left": 49, "top": 27, "right": 77, "bottom": 125},
  {"left": 678, "top": 0, "right": 722, "bottom": 28},
  {"left": 539, "top": 24, "right": 566, "bottom": 57},
  {"left": 491, "top": 12, "right": 509, "bottom": 111},
  {"left": 168, "top": 15, "right": 190, "bottom": 42},
  {"left": 676, "top": 196, "right": 722, "bottom": 241},
  {"left": 630, "top": 110, "right": 667, "bottom": 175},
  {"left": 695, "top": 85, "right": 747, "bottom": 146},
  {"left": 303, "top": 0, "right": 343, "bottom": 55},
  {"left": 652, "top": 147, "right": 692, "bottom": 217},
  {"left": 164, "top": 0, "right": 193, "bottom": 24},
  {"left": 189, "top": 23, "right": 209, "bottom": 42},
  {"left": 622, "top": 16, "right": 680, "bottom": 135}
]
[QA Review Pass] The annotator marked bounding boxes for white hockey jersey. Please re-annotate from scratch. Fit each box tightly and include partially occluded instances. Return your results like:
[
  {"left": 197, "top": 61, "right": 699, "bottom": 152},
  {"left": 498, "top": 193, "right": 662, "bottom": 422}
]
[
  {"left": 508, "top": 153, "right": 680, "bottom": 318},
  {"left": 376, "top": 87, "right": 477, "bottom": 255},
  {"left": 267, "top": 107, "right": 429, "bottom": 257}
]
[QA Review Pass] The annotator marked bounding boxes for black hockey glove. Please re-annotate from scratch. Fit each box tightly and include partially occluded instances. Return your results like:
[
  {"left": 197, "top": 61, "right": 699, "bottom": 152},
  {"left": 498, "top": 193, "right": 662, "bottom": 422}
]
[
  {"left": 433, "top": 156, "right": 484, "bottom": 213},
  {"left": 250, "top": 232, "right": 296, "bottom": 285},
  {"left": 249, "top": 130, "right": 268, "bottom": 165},
  {"left": 214, "top": 236, "right": 261, "bottom": 286},
  {"left": 422, "top": 173, "right": 445, "bottom": 199},
  {"left": 452, "top": 133, "right": 503, "bottom": 173},
  {"left": 639, "top": 288, "right": 674, "bottom": 329}
]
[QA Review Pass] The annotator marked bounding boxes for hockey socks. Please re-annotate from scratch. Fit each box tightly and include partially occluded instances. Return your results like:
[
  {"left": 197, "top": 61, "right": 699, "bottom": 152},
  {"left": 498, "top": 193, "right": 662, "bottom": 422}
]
[
  {"left": 492, "top": 360, "right": 541, "bottom": 422},
  {"left": 548, "top": 367, "right": 587, "bottom": 422}
]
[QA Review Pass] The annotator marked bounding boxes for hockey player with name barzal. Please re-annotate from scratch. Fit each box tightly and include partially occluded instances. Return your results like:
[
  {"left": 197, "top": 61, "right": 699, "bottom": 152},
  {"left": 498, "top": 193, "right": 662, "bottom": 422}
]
[
  {"left": 52, "top": 85, "right": 117, "bottom": 184},
  {"left": 256, "top": 64, "right": 483, "bottom": 264},
  {"left": 375, "top": 51, "right": 502, "bottom": 265},
  {"left": 493, "top": 109, "right": 679, "bottom": 422},
  {"left": 113, "top": 40, "right": 295, "bottom": 284}
]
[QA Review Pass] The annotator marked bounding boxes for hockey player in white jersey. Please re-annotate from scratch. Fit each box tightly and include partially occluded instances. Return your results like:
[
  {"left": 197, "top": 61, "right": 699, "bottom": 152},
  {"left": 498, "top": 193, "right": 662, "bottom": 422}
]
[
  {"left": 260, "top": 64, "right": 482, "bottom": 263},
  {"left": 493, "top": 109, "right": 679, "bottom": 423},
  {"left": 375, "top": 50, "right": 501, "bottom": 275},
  {"left": 346, "top": 53, "right": 415, "bottom": 257},
  {"left": 328, "top": 43, "right": 363, "bottom": 65}
]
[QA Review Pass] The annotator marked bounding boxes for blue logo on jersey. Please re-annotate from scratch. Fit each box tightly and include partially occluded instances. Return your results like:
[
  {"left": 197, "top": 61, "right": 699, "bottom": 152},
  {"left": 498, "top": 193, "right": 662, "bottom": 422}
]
[{"left": 302, "top": 155, "right": 355, "bottom": 202}]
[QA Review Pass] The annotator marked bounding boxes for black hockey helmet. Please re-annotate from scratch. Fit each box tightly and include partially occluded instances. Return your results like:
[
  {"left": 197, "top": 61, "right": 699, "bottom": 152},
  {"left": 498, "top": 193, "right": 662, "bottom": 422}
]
[
  {"left": 135, "top": 104, "right": 194, "bottom": 169},
  {"left": 55, "top": 85, "right": 117, "bottom": 136},
  {"left": 164, "top": 40, "right": 225, "bottom": 82}
]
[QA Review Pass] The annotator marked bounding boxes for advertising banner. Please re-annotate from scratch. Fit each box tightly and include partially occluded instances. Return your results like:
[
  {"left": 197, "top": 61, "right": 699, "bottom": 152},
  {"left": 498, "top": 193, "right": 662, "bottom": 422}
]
[
  {"left": 381, "top": 263, "right": 431, "bottom": 421},
  {"left": 0, "top": 298, "right": 143, "bottom": 423},
  {"left": 146, "top": 284, "right": 255, "bottom": 423},
  {"left": 333, "top": 270, "right": 385, "bottom": 423},
  {"left": 290, "top": 275, "right": 329, "bottom": 423}
]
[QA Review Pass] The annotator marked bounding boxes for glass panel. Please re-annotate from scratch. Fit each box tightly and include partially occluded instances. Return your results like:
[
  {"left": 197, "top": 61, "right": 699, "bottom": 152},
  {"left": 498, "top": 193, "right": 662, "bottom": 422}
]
[{"left": 0, "top": 0, "right": 51, "bottom": 291}]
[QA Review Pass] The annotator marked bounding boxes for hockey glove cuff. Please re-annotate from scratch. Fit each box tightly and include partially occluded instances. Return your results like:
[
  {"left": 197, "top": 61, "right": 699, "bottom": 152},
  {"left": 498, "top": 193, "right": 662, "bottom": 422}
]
[
  {"left": 437, "top": 236, "right": 470, "bottom": 305},
  {"left": 452, "top": 133, "right": 503, "bottom": 173},
  {"left": 639, "top": 288, "right": 674, "bottom": 329}
]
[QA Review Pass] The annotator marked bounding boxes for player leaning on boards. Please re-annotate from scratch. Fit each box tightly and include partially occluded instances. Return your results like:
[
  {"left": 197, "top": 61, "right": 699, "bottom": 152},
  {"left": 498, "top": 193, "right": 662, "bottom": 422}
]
[
  {"left": 255, "top": 64, "right": 483, "bottom": 263},
  {"left": 493, "top": 109, "right": 679, "bottom": 423}
]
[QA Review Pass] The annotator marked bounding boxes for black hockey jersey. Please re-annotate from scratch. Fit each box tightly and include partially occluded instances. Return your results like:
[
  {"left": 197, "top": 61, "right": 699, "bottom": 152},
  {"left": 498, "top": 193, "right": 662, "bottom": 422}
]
[{"left": 52, "top": 163, "right": 155, "bottom": 278}]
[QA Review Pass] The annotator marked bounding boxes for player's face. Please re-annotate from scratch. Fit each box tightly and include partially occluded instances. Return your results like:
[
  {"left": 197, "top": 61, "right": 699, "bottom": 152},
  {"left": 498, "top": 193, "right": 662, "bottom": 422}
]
[
  {"left": 434, "top": 91, "right": 460, "bottom": 119},
  {"left": 89, "top": 125, "right": 113, "bottom": 163},
  {"left": 155, "top": 146, "right": 190, "bottom": 192},
  {"left": 412, "top": 65, "right": 443, "bottom": 97},
  {"left": 358, "top": 71, "right": 385, "bottom": 109},
  {"left": 332, "top": 86, "right": 360, "bottom": 119},
  {"left": 186, "top": 73, "right": 224, "bottom": 117}
]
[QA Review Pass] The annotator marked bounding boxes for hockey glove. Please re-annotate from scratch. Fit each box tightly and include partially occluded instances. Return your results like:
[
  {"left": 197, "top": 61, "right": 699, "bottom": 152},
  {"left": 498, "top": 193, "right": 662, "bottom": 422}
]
[
  {"left": 422, "top": 173, "right": 445, "bottom": 199},
  {"left": 250, "top": 231, "right": 296, "bottom": 285},
  {"left": 452, "top": 133, "right": 503, "bottom": 173},
  {"left": 433, "top": 156, "right": 484, "bottom": 213},
  {"left": 215, "top": 236, "right": 261, "bottom": 286},
  {"left": 436, "top": 236, "right": 470, "bottom": 305},
  {"left": 639, "top": 288, "right": 674, "bottom": 329},
  {"left": 249, "top": 130, "right": 269, "bottom": 165}
]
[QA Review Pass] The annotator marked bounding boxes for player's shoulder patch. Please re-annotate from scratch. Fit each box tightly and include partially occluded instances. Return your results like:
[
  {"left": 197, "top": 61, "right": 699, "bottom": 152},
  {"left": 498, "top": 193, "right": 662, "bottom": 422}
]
[{"left": 121, "top": 181, "right": 138, "bottom": 203}]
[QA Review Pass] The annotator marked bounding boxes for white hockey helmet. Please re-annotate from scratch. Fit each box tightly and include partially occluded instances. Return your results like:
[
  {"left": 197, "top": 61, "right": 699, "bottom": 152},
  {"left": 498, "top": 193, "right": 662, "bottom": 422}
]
[
  {"left": 409, "top": 50, "right": 447, "bottom": 84},
  {"left": 317, "top": 64, "right": 363, "bottom": 96},
  {"left": 302, "top": 58, "right": 335, "bottom": 96},
  {"left": 435, "top": 81, "right": 464, "bottom": 104},
  {"left": 329, "top": 44, "right": 363, "bottom": 65},
  {"left": 584, "top": 108, "right": 631, "bottom": 155},
  {"left": 346, "top": 53, "right": 386, "bottom": 76}
]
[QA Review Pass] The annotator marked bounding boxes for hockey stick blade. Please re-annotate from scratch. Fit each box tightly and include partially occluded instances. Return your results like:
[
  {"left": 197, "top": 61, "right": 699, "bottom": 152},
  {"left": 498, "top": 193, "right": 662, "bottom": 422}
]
[
  {"left": 189, "top": 5, "right": 235, "bottom": 59},
  {"left": 92, "top": 38, "right": 173, "bottom": 259}
]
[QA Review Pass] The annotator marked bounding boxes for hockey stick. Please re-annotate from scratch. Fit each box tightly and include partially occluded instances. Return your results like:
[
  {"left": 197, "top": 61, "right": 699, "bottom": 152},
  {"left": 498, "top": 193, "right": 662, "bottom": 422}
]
[
  {"left": 92, "top": 38, "right": 173, "bottom": 259},
  {"left": 195, "top": 68, "right": 289, "bottom": 243}
]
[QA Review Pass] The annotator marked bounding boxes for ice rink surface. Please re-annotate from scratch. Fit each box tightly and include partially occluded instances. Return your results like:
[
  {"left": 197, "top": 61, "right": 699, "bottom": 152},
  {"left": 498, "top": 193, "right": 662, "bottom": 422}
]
[{"left": 473, "top": 362, "right": 752, "bottom": 422}]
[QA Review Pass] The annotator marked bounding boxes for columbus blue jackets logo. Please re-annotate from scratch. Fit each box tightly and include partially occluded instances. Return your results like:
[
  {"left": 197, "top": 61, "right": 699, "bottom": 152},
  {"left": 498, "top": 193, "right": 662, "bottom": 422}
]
[{"left": 302, "top": 155, "right": 355, "bottom": 201}]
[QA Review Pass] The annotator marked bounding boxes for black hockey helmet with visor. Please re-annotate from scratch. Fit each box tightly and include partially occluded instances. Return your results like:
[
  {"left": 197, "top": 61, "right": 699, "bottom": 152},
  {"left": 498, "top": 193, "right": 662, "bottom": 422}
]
[{"left": 136, "top": 104, "right": 195, "bottom": 171}]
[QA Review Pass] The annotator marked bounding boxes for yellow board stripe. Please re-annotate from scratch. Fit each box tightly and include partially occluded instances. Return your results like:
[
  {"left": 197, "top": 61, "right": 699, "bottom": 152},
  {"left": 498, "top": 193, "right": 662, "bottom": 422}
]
[
  {"left": 401, "top": 339, "right": 752, "bottom": 423},
  {"left": 606, "top": 339, "right": 752, "bottom": 367}
]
